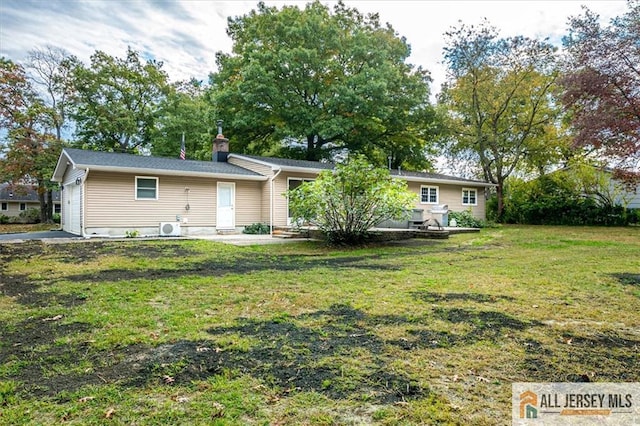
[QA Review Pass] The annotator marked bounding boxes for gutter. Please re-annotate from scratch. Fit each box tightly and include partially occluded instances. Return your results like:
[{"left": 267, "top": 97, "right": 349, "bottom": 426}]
[
  {"left": 269, "top": 167, "right": 282, "bottom": 236},
  {"left": 81, "top": 168, "right": 90, "bottom": 238},
  {"left": 70, "top": 164, "right": 267, "bottom": 181}
]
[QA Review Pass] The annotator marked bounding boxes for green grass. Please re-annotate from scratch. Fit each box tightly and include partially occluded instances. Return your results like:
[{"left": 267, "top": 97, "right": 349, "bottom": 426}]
[{"left": 0, "top": 225, "right": 638, "bottom": 425}]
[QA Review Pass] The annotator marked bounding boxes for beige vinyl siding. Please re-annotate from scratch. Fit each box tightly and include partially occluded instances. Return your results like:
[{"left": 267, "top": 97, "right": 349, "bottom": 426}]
[
  {"left": 234, "top": 180, "right": 263, "bottom": 226},
  {"left": 228, "top": 157, "right": 274, "bottom": 176},
  {"left": 227, "top": 157, "right": 277, "bottom": 225},
  {"left": 261, "top": 181, "right": 271, "bottom": 224},
  {"left": 406, "top": 182, "right": 486, "bottom": 220},
  {"left": 0, "top": 201, "right": 40, "bottom": 217},
  {"left": 84, "top": 171, "right": 263, "bottom": 228},
  {"left": 272, "top": 171, "right": 319, "bottom": 226},
  {"left": 85, "top": 172, "right": 215, "bottom": 227}
]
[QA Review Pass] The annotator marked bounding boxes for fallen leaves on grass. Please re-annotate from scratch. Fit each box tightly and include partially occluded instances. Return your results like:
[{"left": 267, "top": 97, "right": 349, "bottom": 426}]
[
  {"left": 104, "top": 408, "right": 115, "bottom": 419},
  {"left": 42, "top": 315, "right": 63, "bottom": 322},
  {"left": 211, "top": 402, "right": 225, "bottom": 419}
]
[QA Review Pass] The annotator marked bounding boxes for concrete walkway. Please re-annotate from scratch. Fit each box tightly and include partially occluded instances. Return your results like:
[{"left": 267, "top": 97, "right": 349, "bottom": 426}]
[
  {"left": 0, "top": 230, "right": 78, "bottom": 242},
  {"left": 189, "top": 233, "right": 315, "bottom": 246}
]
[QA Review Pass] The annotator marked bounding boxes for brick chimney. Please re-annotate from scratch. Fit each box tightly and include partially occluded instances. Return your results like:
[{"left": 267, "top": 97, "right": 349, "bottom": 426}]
[{"left": 212, "top": 120, "right": 229, "bottom": 162}]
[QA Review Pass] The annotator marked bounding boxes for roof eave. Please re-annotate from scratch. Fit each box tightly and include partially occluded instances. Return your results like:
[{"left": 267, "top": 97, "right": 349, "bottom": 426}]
[
  {"left": 51, "top": 150, "right": 75, "bottom": 182},
  {"left": 278, "top": 165, "right": 332, "bottom": 173},
  {"left": 229, "top": 154, "right": 331, "bottom": 173},
  {"left": 395, "top": 175, "right": 495, "bottom": 187},
  {"left": 71, "top": 164, "right": 268, "bottom": 181}
]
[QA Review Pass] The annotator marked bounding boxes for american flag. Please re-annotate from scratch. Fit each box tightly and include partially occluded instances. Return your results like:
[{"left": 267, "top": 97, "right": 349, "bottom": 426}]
[{"left": 180, "top": 133, "right": 186, "bottom": 160}]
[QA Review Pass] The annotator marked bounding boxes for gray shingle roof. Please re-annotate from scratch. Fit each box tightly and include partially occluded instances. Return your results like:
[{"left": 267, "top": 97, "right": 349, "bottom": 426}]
[
  {"left": 236, "top": 154, "right": 490, "bottom": 185},
  {"left": 236, "top": 154, "right": 335, "bottom": 170},
  {"left": 63, "top": 148, "right": 263, "bottom": 177},
  {"left": 0, "top": 184, "right": 60, "bottom": 202},
  {"left": 389, "top": 169, "right": 490, "bottom": 185}
]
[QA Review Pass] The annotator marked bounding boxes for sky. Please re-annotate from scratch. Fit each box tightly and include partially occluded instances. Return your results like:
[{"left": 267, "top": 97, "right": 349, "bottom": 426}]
[{"left": 0, "top": 0, "right": 628, "bottom": 95}]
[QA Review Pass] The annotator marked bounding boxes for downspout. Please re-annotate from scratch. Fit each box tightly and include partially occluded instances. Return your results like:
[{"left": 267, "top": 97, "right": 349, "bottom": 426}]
[
  {"left": 80, "top": 168, "right": 90, "bottom": 238},
  {"left": 269, "top": 167, "right": 282, "bottom": 236}
]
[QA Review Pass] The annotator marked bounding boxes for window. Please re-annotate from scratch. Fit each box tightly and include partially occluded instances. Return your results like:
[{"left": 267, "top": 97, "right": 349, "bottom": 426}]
[
  {"left": 19, "top": 203, "right": 26, "bottom": 211},
  {"left": 462, "top": 188, "right": 478, "bottom": 206},
  {"left": 287, "top": 177, "right": 315, "bottom": 224},
  {"left": 1, "top": 202, "right": 7, "bottom": 211},
  {"left": 54, "top": 204, "right": 61, "bottom": 214},
  {"left": 136, "top": 177, "right": 158, "bottom": 200},
  {"left": 420, "top": 186, "right": 438, "bottom": 204}
]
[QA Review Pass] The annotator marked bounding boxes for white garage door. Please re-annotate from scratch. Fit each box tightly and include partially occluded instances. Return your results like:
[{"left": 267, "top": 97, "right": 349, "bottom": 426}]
[{"left": 63, "top": 183, "right": 81, "bottom": 235}]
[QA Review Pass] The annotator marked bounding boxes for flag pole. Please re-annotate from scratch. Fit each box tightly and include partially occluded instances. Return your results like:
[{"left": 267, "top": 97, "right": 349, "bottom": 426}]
[{"left": 180, "top": 132, "right": 186, "bottom": 160}]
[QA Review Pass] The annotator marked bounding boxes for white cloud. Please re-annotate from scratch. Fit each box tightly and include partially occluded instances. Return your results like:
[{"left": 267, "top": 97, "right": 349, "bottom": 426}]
[{"left": 0, "top": 0, "right": 629, "bottom": 91}]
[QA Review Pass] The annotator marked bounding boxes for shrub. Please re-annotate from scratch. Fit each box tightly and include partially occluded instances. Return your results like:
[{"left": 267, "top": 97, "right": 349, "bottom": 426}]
[
  {"left": 449, "top": 210, "right": 485, "bottom": 228},
  {"left": 243, "top": 223, "right": 270, "bottom": 234},
  {"left": 18, "top": 208, "right": 40, "bottom": 224},
  {"left": 502, "top": 175, "right": 632, "bottom": 226},
  {"left": 52, "top": 213, "right": 61, "bottom": 224},
  {"left": 287, "top": 155, "right": 417, "bottom": 245},
  {"left": 0, "top": 214, "right": 9, "bottom": 225}
]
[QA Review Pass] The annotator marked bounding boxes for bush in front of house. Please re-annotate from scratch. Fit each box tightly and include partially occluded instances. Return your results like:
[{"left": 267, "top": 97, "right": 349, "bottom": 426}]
[
  {"left": 52, "top": 213, "right": 61, "bottom": 224},
  {"left": 449, "top": 210, "right": 486, "bottom": 228},
  {"left": 243, "top": 222, "right": 270, "bottom": 234},
  {"left": 0, "top": 214, "right": 9, "bottom": 225},
  {"left": 16, "top": 208, "right": 41, "bottom": 224},
  {"left": 287, "top": 155, "right": 417, "bottom": 245}
]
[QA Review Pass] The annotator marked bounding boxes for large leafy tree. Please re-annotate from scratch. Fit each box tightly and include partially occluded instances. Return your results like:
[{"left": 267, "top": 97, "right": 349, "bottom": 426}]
[
  {"left": 71, "top": 47, "right": 170, "bottom": 153},
  {"left": 212, "top": 1, "right": 435, "bottom": 169},
  {"left": 438, "top": 21, "right": 561, "bottom": 218},
  {"left": 151, "top": 78, "right": 216, "bottom": 160},
  {"left": 0, "top": 58, "right": 63, "bottom": 222},
  {"left": 561, "top": 1, "right": 640, "bottom": 179}
]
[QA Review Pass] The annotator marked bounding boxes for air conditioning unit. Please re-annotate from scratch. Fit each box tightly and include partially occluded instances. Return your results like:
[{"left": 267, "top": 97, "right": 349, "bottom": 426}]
[{"left": 159, "top": 222, "right": 181, "bottom": 236}]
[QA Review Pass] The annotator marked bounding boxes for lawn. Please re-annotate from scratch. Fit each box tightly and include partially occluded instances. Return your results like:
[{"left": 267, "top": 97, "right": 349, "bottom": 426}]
[
  {"left": 0, "top": 223, "right": 58, "bottom": 234},
  {"left": 0, "top": 226, "right": 638, "bottom": 425}
]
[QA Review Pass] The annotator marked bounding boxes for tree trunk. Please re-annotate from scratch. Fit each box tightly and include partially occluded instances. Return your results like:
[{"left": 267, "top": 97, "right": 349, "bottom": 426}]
[
  {"left": 38, "top": 187, "right": 47, "bottom": 223},
  {"left": 496, "top": 180, "right": 505, "bottom": 221},
  {"left": 46, "top": 190, "right": 53, "bottom": 222}
]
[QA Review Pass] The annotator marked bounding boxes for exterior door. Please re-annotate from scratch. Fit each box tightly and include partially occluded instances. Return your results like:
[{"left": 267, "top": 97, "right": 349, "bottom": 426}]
[
  {"left": 64, "top": 183, "right": 81, "bottom": 235},
  {"left": 217, "top": 182, "right": 235, "bottom": 229}
]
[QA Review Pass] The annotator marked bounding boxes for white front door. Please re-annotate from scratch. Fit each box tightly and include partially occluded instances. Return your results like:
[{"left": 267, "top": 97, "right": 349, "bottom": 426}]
[{"left": 217, "top": 182, "right": 235, "bottom": 229}]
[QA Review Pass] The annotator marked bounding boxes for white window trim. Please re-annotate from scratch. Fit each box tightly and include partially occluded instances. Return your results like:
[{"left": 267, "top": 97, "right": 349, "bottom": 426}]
[
  {"left": 135, "top": 176, "right": 159, "bottom": 200},
  {"left": 1, "top": 202, "right": 7, "bottom": 211},
  {"left": 420, "top": 185, "right": 439, "bottom": 204},
  {"left": 19, "top": 203, "right": 27, "bottom": 211},
  {"left": 462, "top": 188, "right": 478, "bottom": 206}
]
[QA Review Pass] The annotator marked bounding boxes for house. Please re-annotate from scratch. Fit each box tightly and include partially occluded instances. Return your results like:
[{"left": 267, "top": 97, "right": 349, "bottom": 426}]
[
  {"left": 0, "top": 183, "right": 61, "bottom": 218},
  {"left": 51, "top": 135, "right": 493, "bottom": 237}
]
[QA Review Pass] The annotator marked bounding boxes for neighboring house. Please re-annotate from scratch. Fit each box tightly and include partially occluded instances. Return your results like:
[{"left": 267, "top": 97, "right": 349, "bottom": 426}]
[
  {"left": 552, "top": 165, "right": 640, "bottom": 209},
  {"left": 51, "top": 137, "right": 493, "bottom": 237},
  {"left": 0, "top": 183, "right": 61, "bottom": 218}
]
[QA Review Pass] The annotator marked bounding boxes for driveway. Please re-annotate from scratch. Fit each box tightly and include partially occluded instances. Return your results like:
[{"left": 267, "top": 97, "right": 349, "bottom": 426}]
[{"left": 0, "top": 230, "right": 78, "bottom": 242}]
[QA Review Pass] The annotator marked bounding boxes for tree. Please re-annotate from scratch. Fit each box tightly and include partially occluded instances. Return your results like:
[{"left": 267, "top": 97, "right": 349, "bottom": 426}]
[
  {"left": 438, "top": 21, "right": 561, "bottom": 218},
  {"left": 71, "top": 47, "right": 169, "bottom": 153},
  {"left": 0, "top": 58, "right": 62, "bottom": 222},
  {"left": 212, "top": 1, "right": 435, "bottom": 169},
  {"left": 561, "top": 1, "right": 640, "bottom": 177},
  {"left": 26, "top": 45, "right": 77, "bottom": 141},
  {"left": 151, "top": 78, "right": 216, "bottom": 160},
  {"left": 287, "top": 155, "right": 416, "bottom": 245}
]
